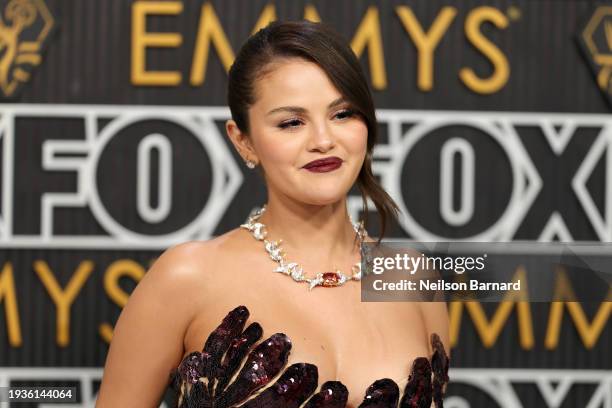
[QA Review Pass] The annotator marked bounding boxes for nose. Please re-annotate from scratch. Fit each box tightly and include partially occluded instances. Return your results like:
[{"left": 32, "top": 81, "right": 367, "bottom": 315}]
[{"left": 307, "top": 121, "right": 335, "bottom": 153}]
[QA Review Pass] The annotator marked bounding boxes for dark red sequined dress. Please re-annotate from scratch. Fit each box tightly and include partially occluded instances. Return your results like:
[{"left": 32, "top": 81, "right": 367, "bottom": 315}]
[{"left": 169, "top": 306, "right": 449, "bottom": 408}]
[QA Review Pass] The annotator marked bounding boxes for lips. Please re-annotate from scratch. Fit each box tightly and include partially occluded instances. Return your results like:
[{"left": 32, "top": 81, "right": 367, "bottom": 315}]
[{"left": 303, "top": 157, "right": 343, "bottom": 172}]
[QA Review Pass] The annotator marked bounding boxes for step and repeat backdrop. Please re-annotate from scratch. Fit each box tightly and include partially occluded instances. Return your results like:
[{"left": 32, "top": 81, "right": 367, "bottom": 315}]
[{"left": 0, "top": 0, "right": 611, "bottom": 406}]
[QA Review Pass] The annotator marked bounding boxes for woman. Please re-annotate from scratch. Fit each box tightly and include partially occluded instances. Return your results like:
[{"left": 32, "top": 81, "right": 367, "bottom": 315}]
[{"left": 97, "top": 20, "right": 449, "bottom": 408}]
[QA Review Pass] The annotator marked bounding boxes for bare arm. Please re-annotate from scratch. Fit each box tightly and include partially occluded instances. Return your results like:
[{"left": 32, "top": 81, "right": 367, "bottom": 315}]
[{"left": 96, "top": 241, "right": 209, "bottom": 407}]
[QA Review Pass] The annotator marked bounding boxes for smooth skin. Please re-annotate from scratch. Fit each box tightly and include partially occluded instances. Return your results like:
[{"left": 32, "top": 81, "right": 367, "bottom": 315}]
[{"left": 97, "top": 58, "right": 449, "bottom": 408}]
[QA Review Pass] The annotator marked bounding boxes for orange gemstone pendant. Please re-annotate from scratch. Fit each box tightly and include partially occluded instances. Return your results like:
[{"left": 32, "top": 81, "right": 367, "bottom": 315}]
[{"left": 321, "top": 272, "right": 341, "bottom": 287}]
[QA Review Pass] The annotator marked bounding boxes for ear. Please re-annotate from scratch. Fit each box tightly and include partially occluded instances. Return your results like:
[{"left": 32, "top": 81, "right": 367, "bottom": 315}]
[{"left": 225, "top": 119, "right": 258, "bottom": 164}]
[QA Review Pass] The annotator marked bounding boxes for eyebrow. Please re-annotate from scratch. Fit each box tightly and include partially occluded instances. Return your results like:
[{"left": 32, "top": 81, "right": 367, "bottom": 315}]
[{"left": 266, "top": 97, "right": 348, "bottom": 116}]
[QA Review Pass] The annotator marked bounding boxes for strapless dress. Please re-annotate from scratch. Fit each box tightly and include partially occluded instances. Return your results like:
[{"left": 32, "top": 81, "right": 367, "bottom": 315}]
[{"left": 168, "top": 306, "right": 449, "bottom": 408}]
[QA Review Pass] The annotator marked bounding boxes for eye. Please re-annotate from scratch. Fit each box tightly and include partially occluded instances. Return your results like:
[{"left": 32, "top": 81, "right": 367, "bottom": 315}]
[
  {"left": 334, "top": 108, "right": 356, "bottom": 120},
  {"left": 278, "top": 118, "right": 303, "bottom": 129}
]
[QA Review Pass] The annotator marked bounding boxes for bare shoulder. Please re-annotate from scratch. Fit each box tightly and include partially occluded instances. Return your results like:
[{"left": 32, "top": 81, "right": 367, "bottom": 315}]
[
  {"left": 96, "top": 240, "right": 215, "bottom": 406},
  {"left": 97, "top": 232, "right": 248, "bottom": 406},
  {"left": 138, "top": 241, "right": 210, "bottom": 292},
  {"left": 125, "top": 240, "right": 222, "bottom": 321},
  {"left": 148, "top": 229, "right": 245, "bottom": 281},
  {"left": 152, "top": 240, "right": 214, "bottom": 274},
  {"left": 148, "top": 228, "right": 255, "bottom": 289}
]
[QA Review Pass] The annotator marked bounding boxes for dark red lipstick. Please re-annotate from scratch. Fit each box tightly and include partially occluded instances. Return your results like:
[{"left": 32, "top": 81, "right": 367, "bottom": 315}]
[{"left": 302, "top": 156, "right": 343, "bottom": 172}]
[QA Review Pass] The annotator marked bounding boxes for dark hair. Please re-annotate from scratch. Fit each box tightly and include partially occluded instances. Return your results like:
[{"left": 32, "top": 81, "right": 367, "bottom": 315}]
[{"left": 227, "top": 20, "right": 400, "bottom": 245}]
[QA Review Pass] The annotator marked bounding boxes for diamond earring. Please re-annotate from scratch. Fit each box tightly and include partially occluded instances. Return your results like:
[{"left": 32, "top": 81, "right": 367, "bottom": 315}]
[{"left": 245, "top": 159, "right": 256, "bottom": 169}]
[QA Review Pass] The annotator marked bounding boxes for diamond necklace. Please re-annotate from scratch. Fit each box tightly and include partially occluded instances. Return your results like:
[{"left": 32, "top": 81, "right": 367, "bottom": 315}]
[{"left": 240, "top": 205, "right": 367, "bottom": 290}]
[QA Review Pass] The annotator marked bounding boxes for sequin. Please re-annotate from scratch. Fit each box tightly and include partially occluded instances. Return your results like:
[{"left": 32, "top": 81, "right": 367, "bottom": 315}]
[
  {"left": 400, "top": 357, "right": 432, "bottom": 408},
  {"left": 358, "top": 378, "right": 399, "bottom": 407},
  {"left": 303, "top": 381, "right": 349, "bottom": 408},
  {"left": 169, "top": 306, "right": 450, "bottom": 408}
]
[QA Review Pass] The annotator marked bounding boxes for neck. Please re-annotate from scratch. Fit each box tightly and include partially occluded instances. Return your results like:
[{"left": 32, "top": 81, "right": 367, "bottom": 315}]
[{"left": 255, "top": 195, "right": 361, "bottom": 271}]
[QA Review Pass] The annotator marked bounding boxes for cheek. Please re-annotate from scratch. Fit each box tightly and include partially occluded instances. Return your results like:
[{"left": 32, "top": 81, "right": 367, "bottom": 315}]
[
  {"left": 260, "top": 137, "right": 296, "bottom": 166},
  {"left": 254, "top": 130, "right": 301, "bottom": 166},
  {"left": 345, "top": 121, "right": 369, "bottom": 156}
]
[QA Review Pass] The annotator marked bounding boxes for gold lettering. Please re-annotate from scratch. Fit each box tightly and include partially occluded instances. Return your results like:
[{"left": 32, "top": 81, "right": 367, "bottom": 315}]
[
  {"left": 0, "top": 262, "right": 22, "bottom": 346},
  {"left": 99, "top": 260, "right": 146, "bottom": 343},
  {"left": 449, "top": 267, "right": 534, "bottom": 349},
  {"left": 131, "top": 1, "right": 183, "bottom": 85},
  {"left": 459, "top": 6, "right": 510, "bottom": 94},
  {"left": 190, "top": 3, "right": 235, "bottom": 86},
  {"left": 251, "top": 4, "right": 277, "bottom": 34},
  {"left": 396, "top": 6, "right": 457, "bottom": 91},
  {"left": 350, "top": 6, "right": 387, "bottom": 90},
  {"left": 251, "top": 4, "right": 321, "bottom": 30},
  {"left": 33, "top": 260, "right": 93, "bottom": 347},
  {"left": 304, "top": 5, "right": 321, "bottom": 23},
  {"left": 545, "top": 267, "right": 612, "bottom": 349}
]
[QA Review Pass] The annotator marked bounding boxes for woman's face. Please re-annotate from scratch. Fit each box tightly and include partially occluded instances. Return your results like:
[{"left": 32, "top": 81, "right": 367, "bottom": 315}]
[{"left": 237, "top": 58, "right": 368, "bottom": 206}]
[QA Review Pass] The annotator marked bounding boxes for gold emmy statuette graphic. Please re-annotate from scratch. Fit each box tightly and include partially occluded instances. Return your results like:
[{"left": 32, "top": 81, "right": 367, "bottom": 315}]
[
  {"left": 580, "top": 7, "right": 612, "bottom": 105},
  {"left": 0, "top": 0, "right": 54, "bottom": 98}
]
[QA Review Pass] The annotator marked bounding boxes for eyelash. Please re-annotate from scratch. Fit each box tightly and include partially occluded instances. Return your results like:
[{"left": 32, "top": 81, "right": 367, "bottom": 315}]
[
  {"left": 277, "top": 109, "right": 356, "bottom": 129},
  {"left": 335, "top": 109, "right": 356, "bottom": 120}
]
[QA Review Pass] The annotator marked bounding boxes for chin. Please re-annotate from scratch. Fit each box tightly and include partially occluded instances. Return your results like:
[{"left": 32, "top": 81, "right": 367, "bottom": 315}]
[
  {"left": 300, "top": 192, "right": 348, "bottom": 206},
  {"left": 282, "top": 178, "right": 352, "bottom": 205},
  {"left": 310, "top": 199, "right": 343, "bottom": 206}
]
